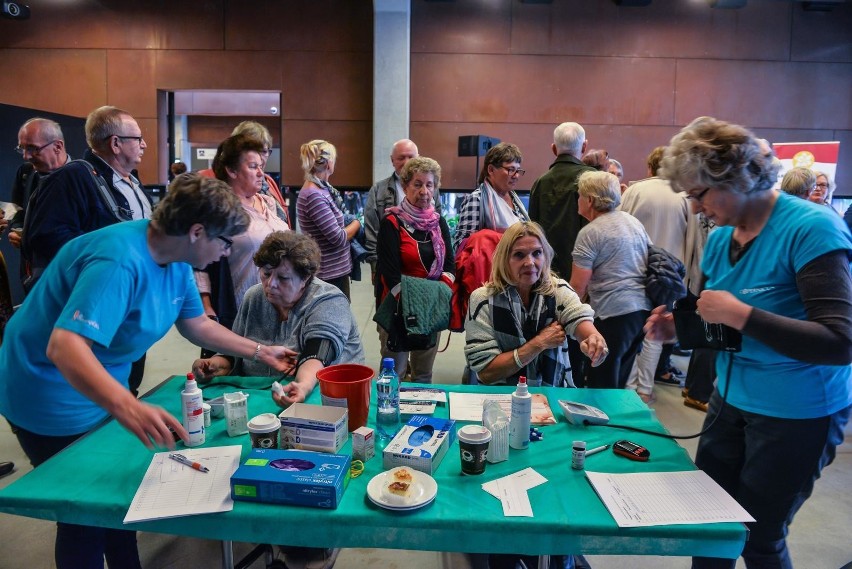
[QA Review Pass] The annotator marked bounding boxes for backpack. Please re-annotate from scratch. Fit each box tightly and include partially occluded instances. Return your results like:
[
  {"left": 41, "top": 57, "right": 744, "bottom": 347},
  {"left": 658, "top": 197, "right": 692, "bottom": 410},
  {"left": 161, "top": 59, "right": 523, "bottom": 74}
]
[{"left": 645, "top": 245, "right": 687, "bottom": 309}]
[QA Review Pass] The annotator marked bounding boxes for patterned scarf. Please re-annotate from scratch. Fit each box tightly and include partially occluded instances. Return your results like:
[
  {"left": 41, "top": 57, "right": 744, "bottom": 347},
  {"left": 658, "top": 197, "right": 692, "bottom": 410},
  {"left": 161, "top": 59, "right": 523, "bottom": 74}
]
[{"left": 386, "top": 198, "right": 445, "bottom": 280}]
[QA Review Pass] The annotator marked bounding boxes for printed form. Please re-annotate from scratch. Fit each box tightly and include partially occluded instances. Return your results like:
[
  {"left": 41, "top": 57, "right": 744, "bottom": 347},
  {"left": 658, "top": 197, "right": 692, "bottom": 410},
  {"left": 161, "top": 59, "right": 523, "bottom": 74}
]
[
  {"left": 586, "top": 470, "right": 755, "bottom": 527},
  {"left": 124, "top": 445, "right": 242, "bottom": 523}
]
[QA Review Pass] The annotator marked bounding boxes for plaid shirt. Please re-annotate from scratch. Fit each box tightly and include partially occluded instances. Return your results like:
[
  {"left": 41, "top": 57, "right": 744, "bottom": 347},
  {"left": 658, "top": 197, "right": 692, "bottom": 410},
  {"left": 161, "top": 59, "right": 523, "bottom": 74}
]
[{"left": 453, "top": 184, "right": 528, "bottom": 252}]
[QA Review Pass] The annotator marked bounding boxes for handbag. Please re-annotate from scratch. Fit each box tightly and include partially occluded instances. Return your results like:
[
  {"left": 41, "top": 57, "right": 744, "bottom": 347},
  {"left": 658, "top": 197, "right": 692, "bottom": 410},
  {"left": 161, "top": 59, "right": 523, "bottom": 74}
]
[
  {"left": 645, "top": 245, "right": 687, "bottom": 309},
  {"left": 373, "top": 275, "right": 451, "bottom": 352},
  {"left": 672, "top": 296, "right": 742, "bottom": 352}
]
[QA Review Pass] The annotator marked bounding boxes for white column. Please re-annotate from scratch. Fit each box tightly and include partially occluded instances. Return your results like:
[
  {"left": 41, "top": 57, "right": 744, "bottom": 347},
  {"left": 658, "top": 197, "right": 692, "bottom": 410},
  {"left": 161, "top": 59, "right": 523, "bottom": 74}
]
[{"left": 373, "top": 0, "right": 411, "bottom": 181}]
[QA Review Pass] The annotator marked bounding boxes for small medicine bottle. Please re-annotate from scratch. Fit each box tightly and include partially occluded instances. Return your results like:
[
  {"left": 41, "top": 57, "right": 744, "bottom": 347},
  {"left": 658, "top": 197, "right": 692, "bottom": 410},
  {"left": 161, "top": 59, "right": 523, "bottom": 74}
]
[{"left": 571, "top": 440, "right": 586, "bottom": 470}]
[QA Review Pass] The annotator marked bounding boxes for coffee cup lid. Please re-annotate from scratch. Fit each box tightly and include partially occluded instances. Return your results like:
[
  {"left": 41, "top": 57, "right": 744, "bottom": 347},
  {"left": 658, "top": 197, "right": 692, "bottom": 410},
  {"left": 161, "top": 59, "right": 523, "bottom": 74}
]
[
  {"left": 248, "top": 413, "right": 280, "bottom": 433},
  {"left": 457, "top": 424, "right": 492, "bottom": 444}
]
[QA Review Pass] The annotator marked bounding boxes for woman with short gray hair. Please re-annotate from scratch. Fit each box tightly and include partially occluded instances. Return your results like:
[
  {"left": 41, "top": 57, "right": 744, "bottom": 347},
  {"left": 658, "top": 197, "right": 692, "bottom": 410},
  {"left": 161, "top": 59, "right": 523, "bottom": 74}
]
[
  {"left": 646, "top": 115, "right": 852, "bottom": 569},
  {"left": 569, "top": 170, "right": 651, "bottom": 390}
]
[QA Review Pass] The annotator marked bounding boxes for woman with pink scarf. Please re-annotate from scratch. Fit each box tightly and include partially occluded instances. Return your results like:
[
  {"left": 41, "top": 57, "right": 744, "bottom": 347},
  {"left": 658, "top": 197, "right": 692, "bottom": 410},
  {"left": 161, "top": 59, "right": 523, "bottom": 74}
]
[{"left": 375, "top": 157, "right": 455, "bottom": 383}]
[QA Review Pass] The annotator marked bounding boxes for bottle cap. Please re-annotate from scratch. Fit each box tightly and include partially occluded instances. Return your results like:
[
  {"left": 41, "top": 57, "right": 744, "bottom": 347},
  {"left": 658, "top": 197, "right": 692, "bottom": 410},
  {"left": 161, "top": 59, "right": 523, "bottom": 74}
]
[
  {"left": 381, "top": 358, "right": 395, "bottom": 371},
  {"left": 515, "top": 376, "right": 528, "bottom": 396},
  {"left": 185, "top": 372, "right": 197, "bottom": 390}
]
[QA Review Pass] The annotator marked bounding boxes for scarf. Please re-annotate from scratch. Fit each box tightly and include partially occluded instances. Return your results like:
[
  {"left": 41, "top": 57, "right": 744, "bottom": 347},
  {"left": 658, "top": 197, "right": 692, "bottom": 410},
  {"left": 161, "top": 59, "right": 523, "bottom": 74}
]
[{"left": 386, "top": 198, "right": 445, "bottom": 280}]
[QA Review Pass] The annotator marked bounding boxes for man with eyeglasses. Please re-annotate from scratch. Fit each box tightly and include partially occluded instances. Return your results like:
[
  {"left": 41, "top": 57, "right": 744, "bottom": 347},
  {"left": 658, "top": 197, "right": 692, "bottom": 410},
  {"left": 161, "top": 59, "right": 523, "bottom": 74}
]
[
  {"left": 6, "top": 118, "right": 70, "bottom": 250},
  {"left": 23, "top": 106, "right": 151, "bottom": 288},
  {"left": 22, "top": 106, "right": 153, "bottom": 396}
]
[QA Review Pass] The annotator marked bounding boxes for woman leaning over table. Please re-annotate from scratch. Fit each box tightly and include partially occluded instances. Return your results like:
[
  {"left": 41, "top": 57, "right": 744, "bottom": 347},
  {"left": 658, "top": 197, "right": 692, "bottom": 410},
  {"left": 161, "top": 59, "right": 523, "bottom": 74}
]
[
  {"left": 570, "top": 170, "right": 652, "bottom": 390},
  {"left": 296, "top": 139, "right": 361, "bottom": 300},
  {"left": 375, "top": 157, "right": 454, "bottom": 383},
  {"left": 645, "top": 116, "right": 852, "bottom": 569},
  {"left": 195, "top": 134, "right": 289, "bottom": 350},
  {"left": 0, "top": 174, "right": 297, "bottom": 569},
  {"left": 193, "top": 230, "right": 365, "bottom": 407},
  {"left": 452, "top": 142, "right": 529, "bottom": 252},
  {"left": 464, "top": 221, "right": 608, "bottom": 387}
]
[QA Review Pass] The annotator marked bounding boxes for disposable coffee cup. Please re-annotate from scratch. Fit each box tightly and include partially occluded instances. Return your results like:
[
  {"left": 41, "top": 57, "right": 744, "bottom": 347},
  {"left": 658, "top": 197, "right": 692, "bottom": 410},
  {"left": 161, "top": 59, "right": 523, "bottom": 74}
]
[
  {"left": 458, "top": 425, "right": 492, "bottom": 475},
  {"left": 247, "top": 413, "right": 280, "bottom": 449}
]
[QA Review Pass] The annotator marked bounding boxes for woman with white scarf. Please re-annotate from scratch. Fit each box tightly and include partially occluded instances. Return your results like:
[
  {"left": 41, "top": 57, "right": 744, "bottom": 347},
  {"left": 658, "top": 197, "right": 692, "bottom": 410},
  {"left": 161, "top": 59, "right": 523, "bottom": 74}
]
[{"left": 376, "top": 157, "right": 455, "bottom": 383}]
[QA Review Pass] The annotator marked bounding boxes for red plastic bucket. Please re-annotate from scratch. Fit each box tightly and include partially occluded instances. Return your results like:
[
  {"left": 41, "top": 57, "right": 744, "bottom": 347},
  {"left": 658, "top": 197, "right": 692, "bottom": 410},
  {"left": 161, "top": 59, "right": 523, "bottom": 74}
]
[{"left": 316, "top": 364, "right": 374, "bottom": 431}]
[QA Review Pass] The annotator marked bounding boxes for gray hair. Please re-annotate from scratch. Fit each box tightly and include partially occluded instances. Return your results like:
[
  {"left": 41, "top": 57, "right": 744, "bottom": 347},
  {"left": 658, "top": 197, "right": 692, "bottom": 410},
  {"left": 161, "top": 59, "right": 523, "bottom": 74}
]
[
  {"left": 20, "top": 117, "right": 64, "bottom": 142},
  {"left": 813, "top": 170, "right": 834, "bottom": 192},
  {"left": 660, "top": 116, "right": 780, "bottom": 195},
  {"left": 400, "top": 156, "right": 442, "bottom": 189},
  {"left": 780, "top": 167, "right": 816, "bottom": 199},
  {"left": 578, "top": 171, "right": 621, "bottom": 212},
  {"left": 85, "top": 106, "right": 132, "bottom": 152},
  {"left": 553, "top": 122, "right": 585, "bottom": 157}
]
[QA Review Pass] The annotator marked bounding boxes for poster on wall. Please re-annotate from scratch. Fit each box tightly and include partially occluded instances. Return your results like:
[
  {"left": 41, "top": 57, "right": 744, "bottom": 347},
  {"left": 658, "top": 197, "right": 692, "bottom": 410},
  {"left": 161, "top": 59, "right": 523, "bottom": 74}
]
[{"left": 773, "top": 141, "right": 840, "bottom": 184}]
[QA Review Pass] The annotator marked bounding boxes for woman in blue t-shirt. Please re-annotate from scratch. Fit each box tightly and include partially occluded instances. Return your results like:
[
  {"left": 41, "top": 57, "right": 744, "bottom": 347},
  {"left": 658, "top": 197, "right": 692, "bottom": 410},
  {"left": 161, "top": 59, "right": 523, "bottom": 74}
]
[{"left": 646, "top": 117, "right": 852, "bottom": 569}]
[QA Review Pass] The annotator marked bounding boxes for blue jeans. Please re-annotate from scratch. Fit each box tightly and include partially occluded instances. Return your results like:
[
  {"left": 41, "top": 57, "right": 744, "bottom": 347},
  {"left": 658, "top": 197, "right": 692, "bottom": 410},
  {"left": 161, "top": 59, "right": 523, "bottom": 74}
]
[
  {"left": 10, "top": 422, "right": 142, "bottom": 569},
  {"left": 691, "top": 394, "right": 851, "bottom": 569}
]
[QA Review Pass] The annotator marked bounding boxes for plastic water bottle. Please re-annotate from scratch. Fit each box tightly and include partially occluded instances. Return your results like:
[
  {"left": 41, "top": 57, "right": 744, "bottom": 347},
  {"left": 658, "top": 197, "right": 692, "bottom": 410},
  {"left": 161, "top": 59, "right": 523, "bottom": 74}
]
[
  {"left": 181, "top": 372, "right": 205, "bottom": 447},
  {"left": 509, "top": 376, "right": 532, "bottom": 450},
  {"left": 375, "top": 358, "right": 401, "bottom": 446}
]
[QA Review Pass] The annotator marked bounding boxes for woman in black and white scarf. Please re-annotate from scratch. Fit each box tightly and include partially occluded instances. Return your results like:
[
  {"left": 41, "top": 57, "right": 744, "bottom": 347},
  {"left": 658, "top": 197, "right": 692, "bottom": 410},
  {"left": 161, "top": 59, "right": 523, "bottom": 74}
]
[{"left": 464, "top": 221, "right": 608, "bottom": 387}]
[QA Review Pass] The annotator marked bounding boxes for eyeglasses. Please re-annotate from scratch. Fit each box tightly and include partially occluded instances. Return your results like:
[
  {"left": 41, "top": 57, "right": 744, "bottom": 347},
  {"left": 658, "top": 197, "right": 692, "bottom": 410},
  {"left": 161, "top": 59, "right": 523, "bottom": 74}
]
[
  {"left": 15, "top": 140, "right": 57, "bottom": 156},
  {"left": 500, "top": 166, "right": 526, "bottom": 178},
  {"left": 217, "top": 235, "right": 233, "bottom": 251},
  {"left": 106, "top": 135, "right": 144, "bottom": 144},
  {"left": 260, "top": 149, "right": 272, "bottom": 157},
  {"left": 815, "top": 183, "right": 829, "bottom": 189},
  {"left": 686, "top": 187, "right": 711, "bottom": 203}
]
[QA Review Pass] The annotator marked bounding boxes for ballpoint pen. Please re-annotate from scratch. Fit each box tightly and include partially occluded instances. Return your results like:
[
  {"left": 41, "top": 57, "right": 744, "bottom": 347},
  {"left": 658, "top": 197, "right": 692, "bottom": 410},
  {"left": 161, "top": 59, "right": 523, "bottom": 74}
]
[
  {"left": 585, "top": 444, "right": 610, "bottom": 457},
  {"left": 168, "top": 453, "right": 209, "bottom": 473}
]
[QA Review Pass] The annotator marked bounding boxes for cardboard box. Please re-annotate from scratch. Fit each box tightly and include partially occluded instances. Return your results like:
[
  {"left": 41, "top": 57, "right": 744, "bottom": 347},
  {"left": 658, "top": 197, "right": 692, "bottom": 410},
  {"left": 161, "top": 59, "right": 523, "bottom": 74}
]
[
  {"left": 231, "top": 449, "right": 351, "bottom": 509},
  {"left": 278, "top": 403, "right": 348, "bottom": 454},
  {"left": 352, "top": 426, "right": 375, "bottom": 462},
  {"left": 382, "top": 415, "right": 455, "bottom": 475}
]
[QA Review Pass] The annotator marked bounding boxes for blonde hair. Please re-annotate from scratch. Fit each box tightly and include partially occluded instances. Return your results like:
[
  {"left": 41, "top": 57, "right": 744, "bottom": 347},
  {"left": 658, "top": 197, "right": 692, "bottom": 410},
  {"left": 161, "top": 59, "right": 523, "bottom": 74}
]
[
  {"left": 299, "top": 139, "right": 337, "bottom": 183},
  {"left": 486, "top": 221, "right": 559, "bottom": 297},
  {"left": 232, "top": 121, "right": 272, "bottom": 149},
  {"left": 578, "top": 171, "right": 621, "bottom": 212}
]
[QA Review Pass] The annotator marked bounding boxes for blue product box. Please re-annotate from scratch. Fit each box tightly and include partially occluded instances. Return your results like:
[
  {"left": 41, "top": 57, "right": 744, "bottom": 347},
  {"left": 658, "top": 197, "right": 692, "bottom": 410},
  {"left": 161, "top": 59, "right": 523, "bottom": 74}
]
[
  {"left": 382, "top": 415, "right": 456, "bottom": 475},
  {"left": 231, "top": 449, "right": 351, "bottom": 509}
]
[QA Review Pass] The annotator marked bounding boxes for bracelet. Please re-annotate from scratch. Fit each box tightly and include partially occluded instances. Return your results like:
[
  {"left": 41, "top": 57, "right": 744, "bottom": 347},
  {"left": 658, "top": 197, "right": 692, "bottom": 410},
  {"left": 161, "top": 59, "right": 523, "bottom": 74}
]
[
  {"left": 513, "top": 348, "right": 524, "bottom": 369},
  {"left": 253, "top": 343, "right": 261, "bottom": 362}
]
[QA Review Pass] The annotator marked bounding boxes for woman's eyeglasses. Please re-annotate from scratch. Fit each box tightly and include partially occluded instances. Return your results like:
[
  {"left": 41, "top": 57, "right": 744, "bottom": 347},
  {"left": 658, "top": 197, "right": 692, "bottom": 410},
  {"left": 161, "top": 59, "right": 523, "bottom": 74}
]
[
  {"left": 686, "top": 188, "right": 711, "bottom": 203},
  {"left": 501, "top": 166, "right": 526, "bottom": 178},
  {"left": 217, "top": 236, "right": 233, "bottom": 251}
]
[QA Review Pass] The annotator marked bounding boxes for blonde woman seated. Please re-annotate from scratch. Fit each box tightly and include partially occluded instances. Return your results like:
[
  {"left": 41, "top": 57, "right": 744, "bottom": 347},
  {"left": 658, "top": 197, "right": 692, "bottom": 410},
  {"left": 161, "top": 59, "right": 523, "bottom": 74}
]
[{"left": 464, "top": 221, "right": 608, "bottom": 386}]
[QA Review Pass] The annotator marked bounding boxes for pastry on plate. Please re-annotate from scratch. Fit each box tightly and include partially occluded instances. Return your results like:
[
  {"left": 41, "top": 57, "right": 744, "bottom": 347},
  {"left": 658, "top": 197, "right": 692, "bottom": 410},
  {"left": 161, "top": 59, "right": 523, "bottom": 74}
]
[
  {"left": 392, "top": 467, "right": 413, "bottom": 483},
  {"left": 382, "top": 472, "right": 414, "bottom": 505}
]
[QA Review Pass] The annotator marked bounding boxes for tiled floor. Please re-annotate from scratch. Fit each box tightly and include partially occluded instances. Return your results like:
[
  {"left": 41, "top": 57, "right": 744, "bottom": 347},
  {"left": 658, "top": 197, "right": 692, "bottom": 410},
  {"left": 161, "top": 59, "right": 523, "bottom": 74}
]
[{"left": 1, "top": 276, "right": 850, "bottom": 568}]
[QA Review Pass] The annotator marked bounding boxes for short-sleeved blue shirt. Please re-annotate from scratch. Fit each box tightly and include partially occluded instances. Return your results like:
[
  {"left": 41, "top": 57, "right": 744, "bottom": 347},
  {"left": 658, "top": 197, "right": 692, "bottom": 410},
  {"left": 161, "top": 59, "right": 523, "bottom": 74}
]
[
  {"left": 704, "top": 192, "right": 852, "bottom": 419},
  {"left": 0, "top": 220, "right": 204, "bottom": 435}
]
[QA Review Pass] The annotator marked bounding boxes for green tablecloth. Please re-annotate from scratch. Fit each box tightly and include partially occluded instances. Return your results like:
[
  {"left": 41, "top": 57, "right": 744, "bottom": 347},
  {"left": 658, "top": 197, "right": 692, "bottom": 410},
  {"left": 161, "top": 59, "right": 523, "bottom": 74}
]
[{"left": 0, "top": 376, "right": 746, "bottom": 558}]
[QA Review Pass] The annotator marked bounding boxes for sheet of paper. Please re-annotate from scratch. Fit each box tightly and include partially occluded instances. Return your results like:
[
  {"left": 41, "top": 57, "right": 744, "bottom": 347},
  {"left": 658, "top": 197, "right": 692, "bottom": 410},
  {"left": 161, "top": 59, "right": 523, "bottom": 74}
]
[
  {"left": 482, "top": 467, "right": 547, "bottom": 499},
  {"left": 399, "top": 387, "right": 447, "bottom": 403},
  {"left": 124, "top": 445, "right": 242, "bottom": 524},
  {"left": 585, "top": 470, "right": 756, "bottom": 528},
  {"left": 495, "top": 478, "right": 534, "bottom": 517},
  {"left": 449, "top": 392, "right": 556, "bottom": 424},
  {"left": 0, "top": 201, "right": 21, "bottom": 220}
]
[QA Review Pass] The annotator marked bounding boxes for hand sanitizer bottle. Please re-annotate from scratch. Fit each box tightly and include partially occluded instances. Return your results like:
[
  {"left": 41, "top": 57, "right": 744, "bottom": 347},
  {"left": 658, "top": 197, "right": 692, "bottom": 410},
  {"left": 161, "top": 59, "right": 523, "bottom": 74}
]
[
  {"left": 181, "top": 372, "right": 205, "bottom": 447},
  {"left": 509, "top": 376, "right": 531, "bottom": 450}
]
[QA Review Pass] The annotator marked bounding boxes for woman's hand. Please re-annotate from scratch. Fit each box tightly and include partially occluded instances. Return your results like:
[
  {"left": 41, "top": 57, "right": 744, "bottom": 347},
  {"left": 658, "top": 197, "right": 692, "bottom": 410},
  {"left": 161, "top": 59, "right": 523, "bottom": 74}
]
[
  {"left": 109, "top": 395, "right": 188, "bottom": 450},
  {"left": 580, "top": 332, "right": 608, "bottom": 368},
  {"left": 534, "top": 321, "right": 567, "bottom": 351},
  {"left": 272, "top": 380, "right": 311, "bottom": 408},
  {"left": 643, "top": 306, "right": 676, "bottom": 342},
  {"left": 191, "top": 356, "right": 232, "bottom": 382},
  {"left": 259, "top": 346, "right": 299, "bottom": 376},
  {"left": 696, "top": 290, "right": 751, "bottom": 330}
]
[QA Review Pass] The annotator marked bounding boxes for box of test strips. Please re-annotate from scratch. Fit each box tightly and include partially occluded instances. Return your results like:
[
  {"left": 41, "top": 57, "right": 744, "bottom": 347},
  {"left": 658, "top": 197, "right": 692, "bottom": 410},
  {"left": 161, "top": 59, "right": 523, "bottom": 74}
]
[{"left": 278, "top": 403, "right": 348, "bottom": 453}]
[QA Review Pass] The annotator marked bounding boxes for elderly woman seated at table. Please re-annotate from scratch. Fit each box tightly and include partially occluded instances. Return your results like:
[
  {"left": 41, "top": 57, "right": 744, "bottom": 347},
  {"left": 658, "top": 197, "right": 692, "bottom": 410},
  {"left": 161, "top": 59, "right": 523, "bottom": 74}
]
[
  {"left": 192, "top": 231, "right": 365, "bottom": 407},
  {"left": 464, "top": 221, "right": 608, "bottom": 387}
]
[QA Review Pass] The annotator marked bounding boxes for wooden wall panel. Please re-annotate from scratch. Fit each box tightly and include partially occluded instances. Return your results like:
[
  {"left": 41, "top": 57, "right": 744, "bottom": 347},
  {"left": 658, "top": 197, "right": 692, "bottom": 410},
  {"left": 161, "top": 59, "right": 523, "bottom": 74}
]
[
  {"left": 225, "top": 0, "right": 372, "bottom": 52},
  {"left": 508, "top": 0, "right": 791, "bottom": 61},
  {"left": 675, "top": 59, "right": 852, "bottom": 130},
  {"left": 0, "top": 49, "right": 107, "bottom": 117},
  {"left": 412, "top": 53, "right": 675, "bottom": 126},
  {"left": 412, "top": 1, "right": 512, "bottom": 54},
  {"left": 0, "top": 0, "right": 224, "bottom": 50},
  {"left": 791, "top": 4, "right": 852, "bottom": 63},
  {"left": 188, "top": 116, "right": 281, "bottom": 146}
]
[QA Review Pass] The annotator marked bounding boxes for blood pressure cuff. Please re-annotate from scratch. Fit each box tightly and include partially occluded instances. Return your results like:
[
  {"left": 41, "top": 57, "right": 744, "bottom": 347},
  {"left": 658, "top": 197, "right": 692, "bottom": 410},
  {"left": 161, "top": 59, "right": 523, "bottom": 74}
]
[{"left": 297, "top": 338, "right": 338, "bottom": 368}]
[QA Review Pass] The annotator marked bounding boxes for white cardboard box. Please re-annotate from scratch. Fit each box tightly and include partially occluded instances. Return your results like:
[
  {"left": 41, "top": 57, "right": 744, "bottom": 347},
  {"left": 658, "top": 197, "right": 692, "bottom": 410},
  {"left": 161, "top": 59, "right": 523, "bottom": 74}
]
[
  {"left": 382, "top": 415, "right": 456, "bottom": 475},
  {"left": 278, "top": 403, "right": 348, "bottom": 453}
]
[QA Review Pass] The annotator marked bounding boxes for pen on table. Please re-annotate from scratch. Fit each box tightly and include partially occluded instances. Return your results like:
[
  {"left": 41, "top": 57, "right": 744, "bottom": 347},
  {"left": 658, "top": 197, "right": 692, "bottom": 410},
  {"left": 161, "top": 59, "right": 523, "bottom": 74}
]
[
  {"left": 168, "top": 453, "right": 209, "bottom": 473},
  {"left": 585, "top": 444, "right": 610, "bottom": 457}
]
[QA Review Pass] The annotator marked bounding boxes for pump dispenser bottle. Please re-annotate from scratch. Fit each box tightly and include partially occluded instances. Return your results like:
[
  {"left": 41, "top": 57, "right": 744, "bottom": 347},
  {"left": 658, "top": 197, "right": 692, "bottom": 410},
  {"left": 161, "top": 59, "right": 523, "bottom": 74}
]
[
  {"left": 509, "top": 376, "right": 532, "bottom": 450},
  {"left": 181, "top": 372, "right": 205, "bottom": 447}
]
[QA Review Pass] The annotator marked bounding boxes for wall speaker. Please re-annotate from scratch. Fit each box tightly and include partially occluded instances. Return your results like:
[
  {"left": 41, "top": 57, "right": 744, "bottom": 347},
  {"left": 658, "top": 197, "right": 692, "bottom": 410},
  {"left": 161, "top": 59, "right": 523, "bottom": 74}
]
[{"left": 458, "top": 135, "right": 500, "bottom": 157}]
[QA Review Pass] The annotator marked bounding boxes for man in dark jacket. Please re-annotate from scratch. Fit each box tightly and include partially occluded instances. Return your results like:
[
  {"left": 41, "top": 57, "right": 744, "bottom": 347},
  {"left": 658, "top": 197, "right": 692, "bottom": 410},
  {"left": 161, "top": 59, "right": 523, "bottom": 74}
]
[
  {"left": 528, "top": 122, "right": 595, "bottom": 282},
  {"left": 22, "top": 105, "right": 153, "bottom": 395}
]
